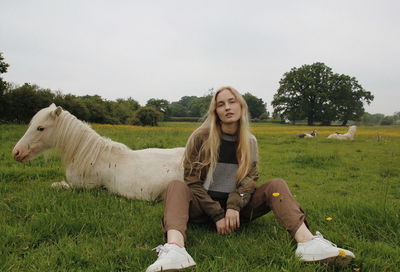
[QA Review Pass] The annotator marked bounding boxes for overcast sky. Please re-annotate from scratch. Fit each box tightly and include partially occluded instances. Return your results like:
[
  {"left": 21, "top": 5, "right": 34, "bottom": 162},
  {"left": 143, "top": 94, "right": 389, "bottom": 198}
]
[{"left": 1, "top": 0, "right": 399, "bottom": 115}]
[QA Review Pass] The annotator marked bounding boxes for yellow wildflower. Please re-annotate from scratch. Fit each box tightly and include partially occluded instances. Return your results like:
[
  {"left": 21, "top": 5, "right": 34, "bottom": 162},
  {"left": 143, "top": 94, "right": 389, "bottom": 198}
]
[
  {"left": 338, "top": 249, "right": 346, "bottom": 257},
  {"left": 272, "top": 192, "right": 280, "bottom": 197},
  {"left": 326, "top": 217, "right": 333, "bottom": 221}
]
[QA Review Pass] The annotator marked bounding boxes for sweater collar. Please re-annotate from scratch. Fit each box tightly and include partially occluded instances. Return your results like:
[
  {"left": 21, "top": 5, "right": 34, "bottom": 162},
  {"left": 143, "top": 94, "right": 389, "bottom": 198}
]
[{"left": 221, "top": 133, "right": 237, "bottom": 142}]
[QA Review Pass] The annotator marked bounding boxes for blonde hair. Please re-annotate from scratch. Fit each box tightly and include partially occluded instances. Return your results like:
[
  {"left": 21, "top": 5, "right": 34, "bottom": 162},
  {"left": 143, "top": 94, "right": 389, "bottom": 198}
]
[{"left": 184, "top": 86, "right": 252, "bottom": 182}]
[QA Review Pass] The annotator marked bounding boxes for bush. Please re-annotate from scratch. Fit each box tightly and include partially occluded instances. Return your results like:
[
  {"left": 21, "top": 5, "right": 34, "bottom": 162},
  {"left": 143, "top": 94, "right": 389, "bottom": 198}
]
[
  {"left": 134, "top": 107, "right": 162, "bottom": 126},
  {"left": 167, "top": 117, "right": 202, "bottom": 122},
  {"left": 259, "top": 112, "right": 269, "bottom": 120},
  {"left": 381, "top": 116, "right": 395, "bottom": 125}
]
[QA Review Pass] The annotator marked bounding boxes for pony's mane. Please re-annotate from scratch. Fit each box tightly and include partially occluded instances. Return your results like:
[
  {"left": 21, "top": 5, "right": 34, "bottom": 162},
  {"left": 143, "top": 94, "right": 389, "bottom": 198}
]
[{"left": 53, "top": 110, "right": 129, "bottom": 175}]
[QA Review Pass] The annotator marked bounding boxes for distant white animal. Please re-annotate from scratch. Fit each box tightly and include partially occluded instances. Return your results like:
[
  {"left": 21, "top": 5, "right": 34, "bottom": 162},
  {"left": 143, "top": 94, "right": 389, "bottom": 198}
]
[
  {"left": 297, "top": 130, "right": 317, "bottom": 138},
  {"left": 327, "top": 125, "right": 357, "bottom": 140},
  {"left": 12, "top": 104, "right": 184, "bottom": 201}
]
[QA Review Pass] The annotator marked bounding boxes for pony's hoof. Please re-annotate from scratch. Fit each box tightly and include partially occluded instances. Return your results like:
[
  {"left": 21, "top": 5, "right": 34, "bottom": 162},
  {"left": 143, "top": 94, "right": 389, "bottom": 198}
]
[{"left": 51, "top": 181, "right": 70, "bottom": 189}]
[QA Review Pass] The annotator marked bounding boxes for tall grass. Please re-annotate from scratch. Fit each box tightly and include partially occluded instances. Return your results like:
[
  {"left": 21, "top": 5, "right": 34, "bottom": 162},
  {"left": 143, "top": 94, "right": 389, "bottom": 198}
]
[{"left": 1, "top": 123, "right": 399, "bottom": 271}]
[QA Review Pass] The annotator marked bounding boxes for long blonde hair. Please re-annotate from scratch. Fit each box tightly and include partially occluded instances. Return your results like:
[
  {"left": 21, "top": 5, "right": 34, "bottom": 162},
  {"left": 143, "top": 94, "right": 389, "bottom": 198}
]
[{"left": 184, "top": 86, "right": 252, "bottom": 182}]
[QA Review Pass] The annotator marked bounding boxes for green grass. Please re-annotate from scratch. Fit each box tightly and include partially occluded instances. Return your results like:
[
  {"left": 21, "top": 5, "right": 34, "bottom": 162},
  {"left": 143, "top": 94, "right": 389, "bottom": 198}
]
[{"left": 1, "top": 123, "right": 399, "bottom": 271}]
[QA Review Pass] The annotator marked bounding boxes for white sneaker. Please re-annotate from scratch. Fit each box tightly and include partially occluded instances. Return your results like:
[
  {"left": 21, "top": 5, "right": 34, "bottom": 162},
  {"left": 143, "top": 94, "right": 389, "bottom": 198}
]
[
  {"left": 295, "top": 231, "right": 355, "bottom": 266},
  {"left": 146, "top": 243, "right": 196, "bottom": 272}
]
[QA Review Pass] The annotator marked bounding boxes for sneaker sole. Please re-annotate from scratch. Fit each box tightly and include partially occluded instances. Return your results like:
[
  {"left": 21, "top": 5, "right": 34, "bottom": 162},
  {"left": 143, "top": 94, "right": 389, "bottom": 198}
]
[
  {"left": 155, "top": 264, "right": 196, "bottom": 271},
  {"left": 303, "top": 255, "right": 354, "bottom": 267}
]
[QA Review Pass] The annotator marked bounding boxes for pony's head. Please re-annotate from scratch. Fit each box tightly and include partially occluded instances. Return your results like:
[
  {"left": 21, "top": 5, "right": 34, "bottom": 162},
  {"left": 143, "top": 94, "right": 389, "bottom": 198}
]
[
  {"left": 13, "top": 104, "right": 63, "bottom": 162},
  {"left": 348, "top": 125, "right": 357, "bottom": 135}
]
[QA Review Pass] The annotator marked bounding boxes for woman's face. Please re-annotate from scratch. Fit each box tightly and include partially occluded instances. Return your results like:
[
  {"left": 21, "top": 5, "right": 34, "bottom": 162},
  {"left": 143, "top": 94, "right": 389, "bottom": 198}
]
[{"left": 215, "top": 89, "right": 242, "bottom": 125}]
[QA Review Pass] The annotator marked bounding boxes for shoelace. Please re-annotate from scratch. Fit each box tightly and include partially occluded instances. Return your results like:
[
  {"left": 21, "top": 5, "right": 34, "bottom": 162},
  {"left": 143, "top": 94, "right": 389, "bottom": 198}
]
[
  {"left": 314, "top": 231, "right": 337, "bottom": 247},
  {"left": 152, "top": 245, "right": 170, "bottom": 257}
]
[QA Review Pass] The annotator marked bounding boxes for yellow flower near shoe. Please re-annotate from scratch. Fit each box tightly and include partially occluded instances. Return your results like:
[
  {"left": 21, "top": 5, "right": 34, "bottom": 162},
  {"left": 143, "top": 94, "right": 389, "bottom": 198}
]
[{"left": 272, "top": 192, "right": 280, "bottom": 197}]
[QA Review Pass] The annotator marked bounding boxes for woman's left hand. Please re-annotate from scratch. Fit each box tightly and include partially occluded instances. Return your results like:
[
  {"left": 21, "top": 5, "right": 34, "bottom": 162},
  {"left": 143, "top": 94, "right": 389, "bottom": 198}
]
[{"left": 225, "top": 209, "right": 240, "bottom": 233}]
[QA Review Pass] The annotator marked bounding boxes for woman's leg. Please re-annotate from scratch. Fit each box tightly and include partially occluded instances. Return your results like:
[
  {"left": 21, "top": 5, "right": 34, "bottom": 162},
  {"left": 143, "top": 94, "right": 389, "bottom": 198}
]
[
  {"left": 147, "top": 180, "right": 199, "bottom": 272},
  {"left": 294, "top": 222, "right": 314, "bottom": 243},
  {"left": 163, "top": 180, "right": 206, "bottom": 246},
  {"left": 241, "top": 179, "right": 355, "bottom": 265},
  {"left": 241, "top": 178, "right": 309, "bottom": 238}
]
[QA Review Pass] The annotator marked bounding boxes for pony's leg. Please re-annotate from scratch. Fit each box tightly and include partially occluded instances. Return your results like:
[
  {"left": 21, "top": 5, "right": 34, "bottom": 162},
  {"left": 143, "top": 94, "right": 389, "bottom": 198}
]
[{"left": 51, "top": 181, "right": 71, "bottom": 189}]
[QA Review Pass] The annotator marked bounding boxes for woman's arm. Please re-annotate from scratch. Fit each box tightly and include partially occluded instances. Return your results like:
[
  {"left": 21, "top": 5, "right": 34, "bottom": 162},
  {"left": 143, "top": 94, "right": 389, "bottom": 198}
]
[
  {"left": 226, "top": 161, "right": 258, "bottom": 211},
  {"left": 184, "top": 130, "right": 225, "bottom": 222},
  {"left": 227, "top": 135, "right": 259, "bottom": 211}
]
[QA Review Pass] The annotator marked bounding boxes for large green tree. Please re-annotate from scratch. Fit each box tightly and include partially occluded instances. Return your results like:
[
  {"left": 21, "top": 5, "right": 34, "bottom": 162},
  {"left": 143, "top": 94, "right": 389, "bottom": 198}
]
[
  {"left": 272, "top": 62, "right": 373, "bottom": 125},
  {"left": 327, "top": 74, "right": 373, "bottom": 125}
]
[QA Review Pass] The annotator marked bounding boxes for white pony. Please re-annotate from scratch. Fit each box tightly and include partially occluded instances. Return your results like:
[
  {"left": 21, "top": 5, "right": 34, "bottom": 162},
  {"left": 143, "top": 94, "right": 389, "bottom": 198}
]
[
  {"left": 12, "top": 104, "right": 184, "bottom": 201},
  {"left": 327, "top": 125, "right": 357, "bottom": 140}
]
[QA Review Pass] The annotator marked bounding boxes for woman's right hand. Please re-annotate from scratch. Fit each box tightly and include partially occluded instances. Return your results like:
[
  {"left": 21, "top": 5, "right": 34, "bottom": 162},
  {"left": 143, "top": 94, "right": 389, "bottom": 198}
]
[{"left": 216, "top": 218, "right": 228, "bottom": 234}]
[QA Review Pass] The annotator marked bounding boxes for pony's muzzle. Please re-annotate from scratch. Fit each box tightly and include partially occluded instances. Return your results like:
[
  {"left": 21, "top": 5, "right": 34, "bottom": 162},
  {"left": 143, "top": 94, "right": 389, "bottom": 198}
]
[{"left": 12, "top": 146, "right": 27, "bottom": 162}]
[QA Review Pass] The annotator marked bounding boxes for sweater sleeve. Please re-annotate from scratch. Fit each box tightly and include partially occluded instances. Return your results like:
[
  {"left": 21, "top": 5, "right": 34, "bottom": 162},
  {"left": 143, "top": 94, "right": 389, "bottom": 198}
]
[
  {"left": 226, "top": 135, "right": 259, "bottom": 211},
  {"left": 183, "top": 131, "right": 226, "bottom": 222}
]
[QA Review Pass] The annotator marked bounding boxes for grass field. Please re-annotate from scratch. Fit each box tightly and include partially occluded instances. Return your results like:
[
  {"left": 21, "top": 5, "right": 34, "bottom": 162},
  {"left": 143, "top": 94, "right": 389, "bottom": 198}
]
[{"left": 1, "top": 122, "right": 399, "bottom": 272}]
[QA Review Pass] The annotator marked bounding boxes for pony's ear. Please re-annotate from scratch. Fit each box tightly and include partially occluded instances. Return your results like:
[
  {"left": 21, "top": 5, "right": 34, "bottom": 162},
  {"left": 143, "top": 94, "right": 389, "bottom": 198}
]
[
  {"left": 51, "top": 106, "right": 63, "bottom": 118},
  {"left": 49, "top": 103, "right": 56, "bottom": 108}
]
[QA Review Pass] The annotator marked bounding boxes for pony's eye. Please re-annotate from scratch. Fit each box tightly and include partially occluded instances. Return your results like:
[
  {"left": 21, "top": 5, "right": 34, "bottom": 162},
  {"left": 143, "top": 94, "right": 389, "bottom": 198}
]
[{"left": 37, "top": 127, "right": 45, "bottom": 131}]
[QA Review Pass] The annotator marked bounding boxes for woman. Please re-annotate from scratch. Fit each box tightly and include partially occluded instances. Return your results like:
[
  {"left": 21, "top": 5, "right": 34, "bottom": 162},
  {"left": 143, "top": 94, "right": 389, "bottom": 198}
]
[{"left": 146, "top": 86, "right": 355, "bottom": 272}]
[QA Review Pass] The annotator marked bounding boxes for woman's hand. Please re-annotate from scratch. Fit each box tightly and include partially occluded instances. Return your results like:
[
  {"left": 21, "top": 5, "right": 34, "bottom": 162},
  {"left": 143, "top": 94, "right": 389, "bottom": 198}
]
[
  {"left": 225, "top": 209, "right": 240, "bottom": 233},
  {"left": 215, "top": 209, "right": 240, "bottom": 234},
  {"left": 216, "top": 218, "right": 228, "bottom": 234}
]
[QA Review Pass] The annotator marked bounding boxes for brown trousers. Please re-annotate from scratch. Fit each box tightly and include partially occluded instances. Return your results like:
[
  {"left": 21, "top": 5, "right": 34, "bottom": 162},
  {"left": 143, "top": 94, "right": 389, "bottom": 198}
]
[{"left": 163, "top": 179, "right": 307, "bottom": 240}]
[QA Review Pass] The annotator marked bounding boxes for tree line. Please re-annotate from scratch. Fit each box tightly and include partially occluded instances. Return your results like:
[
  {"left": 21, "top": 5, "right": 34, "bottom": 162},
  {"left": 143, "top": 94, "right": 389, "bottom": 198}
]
[
  {"left": 0, "top": 53, "right": 268, "bottom": 125},
  {"left": 1, "top": 52, "right": 398, "bottom": 126}
]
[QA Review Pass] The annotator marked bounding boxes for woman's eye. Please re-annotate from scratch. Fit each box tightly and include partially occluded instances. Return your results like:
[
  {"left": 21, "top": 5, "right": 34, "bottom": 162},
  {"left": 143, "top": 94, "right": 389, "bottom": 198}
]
[{"left": 37, "top": 127, "right": 45, "bottom": 131}]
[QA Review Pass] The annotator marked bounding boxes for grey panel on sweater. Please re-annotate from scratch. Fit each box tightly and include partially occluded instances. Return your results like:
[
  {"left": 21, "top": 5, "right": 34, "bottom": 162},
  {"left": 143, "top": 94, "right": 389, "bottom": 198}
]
[{"left": 208, "top": 163, "right": 238, "bottom": 193}]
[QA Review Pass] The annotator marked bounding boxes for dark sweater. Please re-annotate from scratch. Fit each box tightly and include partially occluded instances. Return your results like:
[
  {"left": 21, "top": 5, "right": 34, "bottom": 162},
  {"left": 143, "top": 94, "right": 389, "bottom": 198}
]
[{"left": 207, "top": 133, "right": 238, "bottom": 208}]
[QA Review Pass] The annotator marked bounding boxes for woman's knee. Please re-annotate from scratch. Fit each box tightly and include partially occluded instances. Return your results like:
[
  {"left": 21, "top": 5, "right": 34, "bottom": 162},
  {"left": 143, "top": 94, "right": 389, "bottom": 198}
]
[
  {"left": 269, "top": 178, "right": 287, "bottom": 186},
  {"left": 262, "top": 178, "right": 289, "bottom": 192},
  {"left": 165, "top": 180, "right": 189, "bottom": 195}
]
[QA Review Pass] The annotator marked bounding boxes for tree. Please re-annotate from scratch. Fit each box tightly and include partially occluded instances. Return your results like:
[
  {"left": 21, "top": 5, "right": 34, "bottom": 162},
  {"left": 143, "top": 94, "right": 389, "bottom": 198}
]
[
  {"left": 381, "top": 116, "right": 395, "bottom": 125},
  {"left": 3, "top": 83, "right": 54, "bottom": 123},
  {"left": 327, "top": 74, "right": 373, "bottom": 125},
  {"left": 54, "top": 92, "right": 90, "bottom": 121},
  {"left": 146, "top": 98, "right": 170, "bottom": 120},
  {"left": 115, "top": 98, "right": 140, "bottom": 123},
  {"left": 272, "top": 62, "right": 332, "bottom": 125},
  {"left": 80, "top": 95, "right": 109, "bottom": 123},
  {"left": 0, "top": 52, "right": 10, "bottom": 119},
  {"left": 272, "top": 62, "right": 373, "bottom": 125},
  {"left": 134, "top": 106, "right": 162, "bottom": 126},
  {"left": 243, "top": 92, "right": 267, "bottom": 119},
  {"left": 169, "top": 102, "right": 187, "bottom": 117}
]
